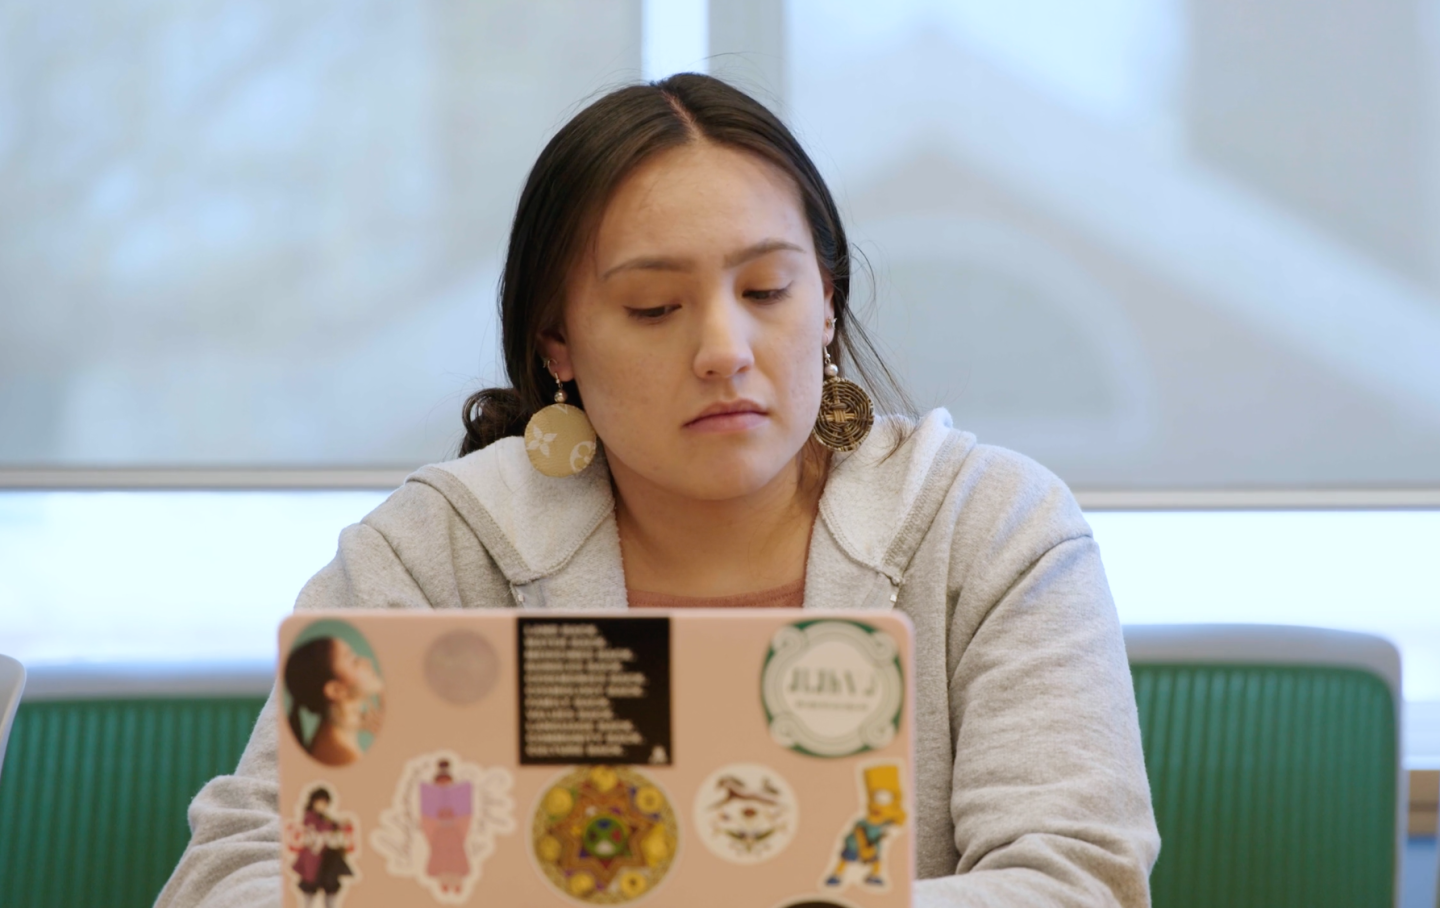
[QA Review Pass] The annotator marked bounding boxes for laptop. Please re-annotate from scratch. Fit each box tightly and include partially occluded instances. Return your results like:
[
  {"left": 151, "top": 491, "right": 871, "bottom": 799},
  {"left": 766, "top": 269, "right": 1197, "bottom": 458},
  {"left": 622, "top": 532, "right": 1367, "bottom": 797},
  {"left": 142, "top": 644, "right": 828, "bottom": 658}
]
[{"left": 277, "top": 609, "right": 914, "bottom": 908}]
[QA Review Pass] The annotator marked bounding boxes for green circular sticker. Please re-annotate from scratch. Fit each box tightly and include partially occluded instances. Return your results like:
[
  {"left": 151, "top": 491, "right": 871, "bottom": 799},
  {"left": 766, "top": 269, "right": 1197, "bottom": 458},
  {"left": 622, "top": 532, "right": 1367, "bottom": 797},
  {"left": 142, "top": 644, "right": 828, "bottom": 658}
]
[{"left": 761, "top": 620, "right": 903, "bottom": 758}]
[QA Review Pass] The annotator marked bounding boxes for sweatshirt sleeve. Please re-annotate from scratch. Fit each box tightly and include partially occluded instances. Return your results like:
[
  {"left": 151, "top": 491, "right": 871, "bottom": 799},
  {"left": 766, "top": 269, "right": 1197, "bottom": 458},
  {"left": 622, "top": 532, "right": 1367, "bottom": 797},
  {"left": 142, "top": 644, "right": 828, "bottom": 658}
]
[
  {"left": 155, "top": 499, "right": 446, "bottom": 908},
  {"left": 915, "top": 454, "right": 1160, "bottom": 906}
]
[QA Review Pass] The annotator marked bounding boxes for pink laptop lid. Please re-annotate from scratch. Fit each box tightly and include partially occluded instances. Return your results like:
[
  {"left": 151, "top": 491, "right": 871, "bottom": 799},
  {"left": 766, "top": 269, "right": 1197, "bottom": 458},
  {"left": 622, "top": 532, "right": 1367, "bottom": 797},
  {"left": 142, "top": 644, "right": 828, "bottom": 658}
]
[{"left": 277, "top": 609, "right": 915, "bottom": 908}]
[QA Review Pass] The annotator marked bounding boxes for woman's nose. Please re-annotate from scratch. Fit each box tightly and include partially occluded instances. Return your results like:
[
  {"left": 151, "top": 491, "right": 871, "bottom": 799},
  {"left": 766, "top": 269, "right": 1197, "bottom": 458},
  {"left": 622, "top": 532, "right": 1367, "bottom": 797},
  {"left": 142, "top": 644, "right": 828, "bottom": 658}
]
[{"left": 692, "top": 296, "right": 756, "bottom": 380}]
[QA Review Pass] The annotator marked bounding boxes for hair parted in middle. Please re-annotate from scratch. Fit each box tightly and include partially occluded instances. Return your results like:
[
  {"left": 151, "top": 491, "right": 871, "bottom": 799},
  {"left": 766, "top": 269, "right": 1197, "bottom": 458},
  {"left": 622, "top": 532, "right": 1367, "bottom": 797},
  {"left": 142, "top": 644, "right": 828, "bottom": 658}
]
[{"left": 459, "top": 72, "right": 909, "bottom": 457}]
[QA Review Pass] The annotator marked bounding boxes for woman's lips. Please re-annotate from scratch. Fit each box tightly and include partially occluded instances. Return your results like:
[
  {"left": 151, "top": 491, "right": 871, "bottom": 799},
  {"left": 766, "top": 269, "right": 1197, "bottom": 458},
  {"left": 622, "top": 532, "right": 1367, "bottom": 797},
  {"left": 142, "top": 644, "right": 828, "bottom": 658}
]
[
  {"left": 686, "top": 411, "right": 768, "bottom": 432},
  {"left": 685, "top": 402, "right": 768, "bottom": 432}
]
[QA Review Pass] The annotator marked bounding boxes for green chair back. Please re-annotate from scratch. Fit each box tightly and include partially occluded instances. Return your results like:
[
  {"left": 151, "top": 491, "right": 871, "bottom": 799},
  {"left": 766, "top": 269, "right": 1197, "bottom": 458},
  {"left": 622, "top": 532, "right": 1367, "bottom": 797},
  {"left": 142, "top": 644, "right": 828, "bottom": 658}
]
[
  {"left": 0, "top": 695, "right": 266, "bottom": 908},
  {"left": 1132, "top": 661, "right": 1398, "bottom": 908}
]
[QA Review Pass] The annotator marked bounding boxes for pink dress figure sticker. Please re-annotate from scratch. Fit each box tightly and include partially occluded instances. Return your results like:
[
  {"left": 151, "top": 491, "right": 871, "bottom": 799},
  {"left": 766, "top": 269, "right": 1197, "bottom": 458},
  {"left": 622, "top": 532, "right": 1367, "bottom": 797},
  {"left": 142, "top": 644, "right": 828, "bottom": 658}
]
[
  {"left": 421, "top": 763, "right": 473, "bottom": 893},
  {"left": 371, "top": 750, "right": 516, "bottom": 904}
]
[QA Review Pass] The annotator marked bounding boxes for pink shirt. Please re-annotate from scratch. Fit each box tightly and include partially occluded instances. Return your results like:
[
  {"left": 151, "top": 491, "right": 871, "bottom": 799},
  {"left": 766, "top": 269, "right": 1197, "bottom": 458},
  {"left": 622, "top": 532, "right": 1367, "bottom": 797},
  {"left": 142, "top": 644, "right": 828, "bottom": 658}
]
[{"left": 626, "top": 577, "right": 805, "bottom": 610}]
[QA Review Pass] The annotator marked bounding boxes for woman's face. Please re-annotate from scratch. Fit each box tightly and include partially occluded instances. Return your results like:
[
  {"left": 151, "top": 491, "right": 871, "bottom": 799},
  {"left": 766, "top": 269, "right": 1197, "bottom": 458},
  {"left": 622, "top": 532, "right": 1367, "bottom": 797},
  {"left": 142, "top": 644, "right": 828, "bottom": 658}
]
[
  {"left": 544, "top": 141, "right": 834, "bottom": 502},
  {"left": 325, "top": 639, "right": 382, "bottom": 703}
]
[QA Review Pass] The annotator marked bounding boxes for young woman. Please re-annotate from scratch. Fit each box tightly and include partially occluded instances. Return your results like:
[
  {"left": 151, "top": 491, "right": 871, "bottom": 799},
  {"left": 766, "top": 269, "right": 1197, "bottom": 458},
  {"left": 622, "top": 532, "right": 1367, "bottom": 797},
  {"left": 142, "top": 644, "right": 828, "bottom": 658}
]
[
  {"left": 282, "top": 635, "right": 385, "bottom": 767},
  {"left": 159, "top": 74, "right": 1159, "bottom": 907},
  {"left": 420, "top": 759, "right": 471, "bottom": 895},
  {"left": 289, "top": 787, "right": 354, "bottom": 908}
]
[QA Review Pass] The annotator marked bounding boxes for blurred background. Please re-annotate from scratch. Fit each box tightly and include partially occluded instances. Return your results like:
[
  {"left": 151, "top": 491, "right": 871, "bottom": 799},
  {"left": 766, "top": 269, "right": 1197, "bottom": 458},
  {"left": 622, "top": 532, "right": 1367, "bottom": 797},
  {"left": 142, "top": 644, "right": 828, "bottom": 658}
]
[{"left": 1, "top": 0, "right": 1438, "bottom": 899}]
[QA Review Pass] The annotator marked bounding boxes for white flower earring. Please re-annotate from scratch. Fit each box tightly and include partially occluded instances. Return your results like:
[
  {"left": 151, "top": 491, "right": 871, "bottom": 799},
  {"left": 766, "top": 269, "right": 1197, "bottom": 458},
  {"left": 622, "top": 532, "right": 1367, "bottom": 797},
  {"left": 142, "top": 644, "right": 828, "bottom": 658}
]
[{"left": 524, "top": 360, "right": 597, "bottom": 477}]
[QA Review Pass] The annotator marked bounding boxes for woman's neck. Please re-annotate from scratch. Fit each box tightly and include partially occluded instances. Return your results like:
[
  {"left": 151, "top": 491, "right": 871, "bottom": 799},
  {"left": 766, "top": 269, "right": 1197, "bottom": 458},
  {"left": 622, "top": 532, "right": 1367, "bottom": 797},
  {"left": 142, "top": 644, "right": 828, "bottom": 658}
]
[
  {"left": 309, "top": 722, "right": 361, "bottom": 765},
  {"left": 611, "top": 451, "right": 824, "bottom": 598}
]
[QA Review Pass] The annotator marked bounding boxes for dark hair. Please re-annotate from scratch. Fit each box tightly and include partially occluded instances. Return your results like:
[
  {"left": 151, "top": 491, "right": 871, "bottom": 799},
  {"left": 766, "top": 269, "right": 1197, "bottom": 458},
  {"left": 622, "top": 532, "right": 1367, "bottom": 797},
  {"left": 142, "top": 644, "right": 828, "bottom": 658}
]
[
  {"left": 284, "top": 637, "right": 337, "bottom": 748},
  {"left": 459, "top": 72, "right": 909, "bottom": 455},
  {"left": 306, "top": 786, "right": 333, "bottom": 812}
]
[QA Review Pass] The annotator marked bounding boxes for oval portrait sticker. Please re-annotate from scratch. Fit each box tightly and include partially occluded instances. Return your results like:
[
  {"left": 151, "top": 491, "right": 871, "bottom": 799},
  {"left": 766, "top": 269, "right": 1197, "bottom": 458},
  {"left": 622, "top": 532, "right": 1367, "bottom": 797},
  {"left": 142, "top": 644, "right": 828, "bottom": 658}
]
[{"left": 761, "top": 620, "right": 903, "bottom": 757}]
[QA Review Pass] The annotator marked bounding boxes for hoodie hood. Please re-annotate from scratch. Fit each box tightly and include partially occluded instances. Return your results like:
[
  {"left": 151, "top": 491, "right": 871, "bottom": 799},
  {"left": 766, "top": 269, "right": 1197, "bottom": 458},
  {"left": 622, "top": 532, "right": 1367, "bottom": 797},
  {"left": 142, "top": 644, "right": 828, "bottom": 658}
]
[{"left": 411, "top": 409, "right": 975, "bottom": 605}]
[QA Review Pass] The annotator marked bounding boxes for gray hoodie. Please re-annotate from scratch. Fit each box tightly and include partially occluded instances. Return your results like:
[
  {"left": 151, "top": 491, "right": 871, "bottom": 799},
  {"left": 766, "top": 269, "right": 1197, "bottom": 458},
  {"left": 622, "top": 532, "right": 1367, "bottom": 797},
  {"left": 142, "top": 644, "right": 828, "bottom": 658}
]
[{"left": 156, "top": 409, "right": 1160, "bottom": 907}]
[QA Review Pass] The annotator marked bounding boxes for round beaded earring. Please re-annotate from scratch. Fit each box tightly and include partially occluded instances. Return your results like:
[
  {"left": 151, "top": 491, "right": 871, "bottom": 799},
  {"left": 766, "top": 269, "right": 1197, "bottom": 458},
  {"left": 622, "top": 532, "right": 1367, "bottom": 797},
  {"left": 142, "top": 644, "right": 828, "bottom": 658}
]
[{"left": 812, "top": 344, "right": 873, "bottom": 453}]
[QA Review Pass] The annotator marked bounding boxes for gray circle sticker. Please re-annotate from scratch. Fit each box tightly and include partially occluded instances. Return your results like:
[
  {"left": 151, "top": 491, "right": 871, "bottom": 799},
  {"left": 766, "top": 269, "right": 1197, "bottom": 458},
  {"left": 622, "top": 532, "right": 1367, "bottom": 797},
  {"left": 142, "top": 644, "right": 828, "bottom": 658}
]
[{"left": 424, "top": 629, "right": 500, "bottom": 705}]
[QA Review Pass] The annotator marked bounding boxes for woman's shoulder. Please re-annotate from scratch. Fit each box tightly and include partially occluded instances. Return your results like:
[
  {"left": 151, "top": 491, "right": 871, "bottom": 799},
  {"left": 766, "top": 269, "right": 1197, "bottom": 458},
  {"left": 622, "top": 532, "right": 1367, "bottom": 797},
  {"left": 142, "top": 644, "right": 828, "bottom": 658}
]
[
  {"left": 289, "top": 450, "right": 526, "bottom": 612},
  {"left": 337, "top": 465, "right": 482, "bottom": 569},
  {"left": 830, "top": 409, "right": 1089, "bottom": 555},
  {"left": 835, "top": 409, "right": 1078, "bottom": 515},
  {"left": 330, "top": 435, "right": 614, "bottom": 590},
  {"left": 953, "top": 437, "right": 1085, "bottom": 529},
  {"left": 905, "top": 414, "right": 1095, "bottom": 585}
]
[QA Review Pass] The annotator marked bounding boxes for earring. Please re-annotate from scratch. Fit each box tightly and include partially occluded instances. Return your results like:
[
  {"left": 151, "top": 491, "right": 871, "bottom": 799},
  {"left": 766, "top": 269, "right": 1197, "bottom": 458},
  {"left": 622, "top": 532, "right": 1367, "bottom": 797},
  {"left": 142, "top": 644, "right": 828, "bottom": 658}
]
[
  {"left": 524, "top": 361, "right": 597, "bottom": 477},
  {"left": 812, "top": 345, "right": 873, "bottom": 452}
]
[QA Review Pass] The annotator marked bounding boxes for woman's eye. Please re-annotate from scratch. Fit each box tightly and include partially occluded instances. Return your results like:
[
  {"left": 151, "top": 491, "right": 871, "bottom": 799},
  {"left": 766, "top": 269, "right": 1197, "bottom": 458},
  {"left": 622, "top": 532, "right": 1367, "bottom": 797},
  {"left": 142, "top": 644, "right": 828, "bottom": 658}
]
[
  {"left": 626, "top": 304, "right": 678, "bottom": 321},
  {"left": 744, "top": 285, "right": 792, "bottom": 302}
]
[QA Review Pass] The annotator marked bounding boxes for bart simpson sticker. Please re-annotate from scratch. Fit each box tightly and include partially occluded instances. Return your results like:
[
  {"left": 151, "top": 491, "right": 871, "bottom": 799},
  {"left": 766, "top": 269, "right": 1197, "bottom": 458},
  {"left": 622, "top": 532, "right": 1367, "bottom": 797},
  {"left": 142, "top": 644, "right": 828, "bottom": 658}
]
[
  {"left": 822, "top": 763, "right": 907, "bottom": 892},
  {"left": 369, "top": 750, "right": 516, "bottom": 903}
]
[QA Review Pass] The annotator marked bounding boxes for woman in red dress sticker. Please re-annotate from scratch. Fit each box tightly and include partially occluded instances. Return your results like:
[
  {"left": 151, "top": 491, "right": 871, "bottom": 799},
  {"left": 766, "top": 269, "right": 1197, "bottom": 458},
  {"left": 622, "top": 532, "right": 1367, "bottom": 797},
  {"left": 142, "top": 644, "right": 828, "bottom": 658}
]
[{"left": 286, "top": 785, "right": 359, "bottom": 907}]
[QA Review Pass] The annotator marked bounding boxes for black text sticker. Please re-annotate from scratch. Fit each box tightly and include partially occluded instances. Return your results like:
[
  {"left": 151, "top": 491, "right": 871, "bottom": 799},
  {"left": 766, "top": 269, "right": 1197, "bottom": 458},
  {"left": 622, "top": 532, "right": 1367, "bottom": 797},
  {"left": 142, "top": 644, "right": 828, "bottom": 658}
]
[{"left": 517, "top": 617, "right": 672, "bottom": 765}]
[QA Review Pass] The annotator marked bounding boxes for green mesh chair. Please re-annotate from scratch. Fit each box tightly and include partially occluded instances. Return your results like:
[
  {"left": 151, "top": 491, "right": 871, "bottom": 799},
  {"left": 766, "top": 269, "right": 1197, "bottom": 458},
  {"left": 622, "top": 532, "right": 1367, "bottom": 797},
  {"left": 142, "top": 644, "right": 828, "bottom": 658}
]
[
  {"left": 1125, "top": 624, "right": 1403, "bottom": 908},
  {"left": 0, "top": 663, "right": 270, "bottom": 908}
]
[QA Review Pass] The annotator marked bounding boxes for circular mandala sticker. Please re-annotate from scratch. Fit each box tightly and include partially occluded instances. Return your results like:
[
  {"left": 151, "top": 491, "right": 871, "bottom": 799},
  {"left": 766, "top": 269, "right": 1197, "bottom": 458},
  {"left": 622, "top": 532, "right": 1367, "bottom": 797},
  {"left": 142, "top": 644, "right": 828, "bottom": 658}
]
[
  {"left": 761, "top": 620, "right": 903, "bottom": 757},
  {"left": 693, "top": 763, "right": 798, "bottom": 864},
  {"left": 532, "top": 765, "right": 679, "bottom": 903}
]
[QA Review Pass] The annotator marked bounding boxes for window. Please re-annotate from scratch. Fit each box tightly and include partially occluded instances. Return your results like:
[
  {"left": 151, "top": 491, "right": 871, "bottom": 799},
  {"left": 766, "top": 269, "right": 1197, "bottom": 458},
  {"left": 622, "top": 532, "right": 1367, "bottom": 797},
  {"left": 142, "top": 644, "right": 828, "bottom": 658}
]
[{"left": 3, "top": 492, "right": 1436, "bottom": 765}]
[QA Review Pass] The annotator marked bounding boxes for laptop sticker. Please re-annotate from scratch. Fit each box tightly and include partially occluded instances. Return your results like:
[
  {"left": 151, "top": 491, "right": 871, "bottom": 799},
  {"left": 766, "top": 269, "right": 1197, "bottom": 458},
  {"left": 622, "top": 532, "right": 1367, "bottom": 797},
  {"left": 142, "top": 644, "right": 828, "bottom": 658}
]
[
  {"left": 821, "top": 762, "right": 907, "bottom": 893},
  {"left": 531, "top": 765, "right": 679, "bottom": 903},
  {"left": 283, "top": 618, "right": 385, "bottom": 767},
  {"left": 284, "top": 783, "right": 362, "bottom": 906},
  {"left": 761, "top": 620, "right": 903, "bottom": 758},
  {"left": 517, "top": 617, "right": 672, "bottom": 766},
  {"left": 693, "top": 762, "right": 798, "bottom": 864},
  {"left": 424, "top": 630, "right": 500, "bottom": 706},
  {"left": 370, "top": 750, "right": 516, "bottom": 903}
]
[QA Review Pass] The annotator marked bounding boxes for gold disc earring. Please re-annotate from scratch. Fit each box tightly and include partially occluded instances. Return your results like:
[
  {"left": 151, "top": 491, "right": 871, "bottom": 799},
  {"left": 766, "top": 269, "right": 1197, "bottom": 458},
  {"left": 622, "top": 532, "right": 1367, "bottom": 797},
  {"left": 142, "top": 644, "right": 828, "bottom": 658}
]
[
  {"left": 812, "top": 345, "right": 874, "bottom": 452},
  {"left": 524, "top": 361, "right": 597, "bottom": 477}
]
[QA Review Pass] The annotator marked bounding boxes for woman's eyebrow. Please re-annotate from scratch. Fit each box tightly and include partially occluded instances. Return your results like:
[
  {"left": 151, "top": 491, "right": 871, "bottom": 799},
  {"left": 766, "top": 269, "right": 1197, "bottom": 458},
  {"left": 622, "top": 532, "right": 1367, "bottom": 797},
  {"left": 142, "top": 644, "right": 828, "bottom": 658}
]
[
  {"left": 723, "top": 238, "right": 805, "bottom": 268},
  {"left": 600, "top": 238, "right": 805, "bottom": 281}
]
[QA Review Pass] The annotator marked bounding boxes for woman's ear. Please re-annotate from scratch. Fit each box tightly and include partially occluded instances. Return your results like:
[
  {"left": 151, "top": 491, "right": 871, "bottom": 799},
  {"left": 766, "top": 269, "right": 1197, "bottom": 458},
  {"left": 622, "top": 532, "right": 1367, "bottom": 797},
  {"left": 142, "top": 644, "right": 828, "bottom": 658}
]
[
  {"left": 537, "top": 330, "right": 576, "bottom": 382},
  {"left": 823, "top": 280, "right": 836, "bottom": 346},
  {"left": 322, "top": 678, "right": 348, "bottom": 705}
]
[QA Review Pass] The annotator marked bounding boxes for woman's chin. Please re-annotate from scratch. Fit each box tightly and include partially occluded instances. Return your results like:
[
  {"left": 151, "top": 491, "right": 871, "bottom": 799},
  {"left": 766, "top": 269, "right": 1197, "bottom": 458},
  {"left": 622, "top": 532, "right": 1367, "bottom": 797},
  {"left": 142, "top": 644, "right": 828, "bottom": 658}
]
[
  {"left": 669, "top": 453, "right": 803, "bottom": 502},
  {"left": 607, "top": 431, "right": 809, "bottom": 503}
]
